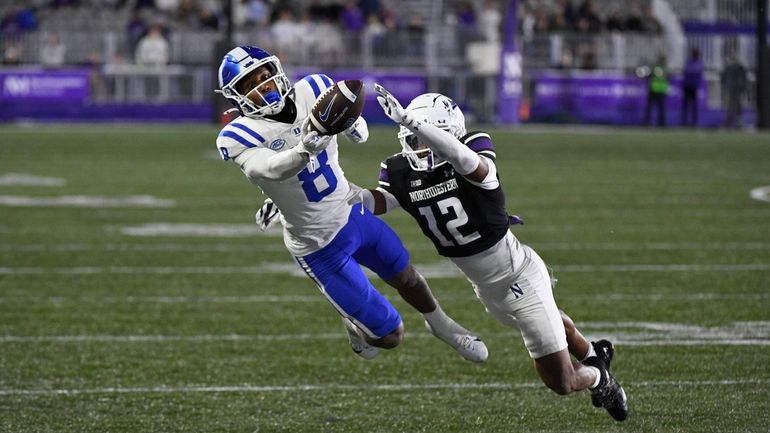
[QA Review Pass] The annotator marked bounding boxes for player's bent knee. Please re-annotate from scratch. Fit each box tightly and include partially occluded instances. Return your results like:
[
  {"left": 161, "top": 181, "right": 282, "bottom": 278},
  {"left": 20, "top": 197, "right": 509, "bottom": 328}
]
[{"left": 388, "top": 264, "right": 426, "bottom": 292}]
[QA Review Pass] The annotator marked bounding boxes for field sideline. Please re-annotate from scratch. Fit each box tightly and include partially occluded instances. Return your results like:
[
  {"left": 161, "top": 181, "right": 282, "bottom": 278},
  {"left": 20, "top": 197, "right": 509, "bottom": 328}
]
[{"left": 0, "top": 124, "right": 769, "bottom": 433}]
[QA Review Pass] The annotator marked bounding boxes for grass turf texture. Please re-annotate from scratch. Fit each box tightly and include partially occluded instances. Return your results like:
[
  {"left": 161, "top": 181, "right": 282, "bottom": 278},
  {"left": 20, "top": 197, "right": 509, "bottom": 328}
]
[{"left": 0, "top": 124, "right": 769, "bottom": 433}]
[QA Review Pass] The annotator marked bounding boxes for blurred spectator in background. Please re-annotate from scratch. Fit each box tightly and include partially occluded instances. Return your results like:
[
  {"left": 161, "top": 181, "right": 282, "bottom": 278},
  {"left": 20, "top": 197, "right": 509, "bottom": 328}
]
[
  {"left": 271, "top": 8, "right": 301, "bottom": 60},
  {"left": 1, "top": 3, "right": 38, "bottom": 34},
  {"left": 640, "top": 54, "right": 669, "bottom": 127},
  {"left": 579, "top": 49, "right": 596, "bottom": 70},
  {"left": 455, "top": 1, "right": 481, "bottom": 47},
  {"left": 478, "top": 0, "right": 502, "bottom": 42},
  {"left": 126, "top": 10, "right": 148, "bottom": 59},
  {"left": 316, "top": 15, "right": 344, "bottom": 62},
  {"left": 576, "top": 0, "right": 601, "bottom": 32},
  {"left": 363, "top": 14, "right": 386, "bottom": 48},
  {"left": 133, "top": 0, "right": 156, "bottom": 11},
  {"left": 554, "top": 49, "right": 573, "bottom": 69},
  {"left": 2, "top": 42, "right": 22, "bottom": 65},
  {"left": 79, "top": 50, "right": 102, "bottom": 69},
  {"left": 198, "top": 6, "right": 219, "bottom": 30},
  {"left": 134, "top": 24, "right": 169, "bottom": 66},
  {"left": 605, "top": 8, "right": 624, "bottom": 31},
  {"left": 155, "top": 0, "right": 180, "bottom": 13},
  {"left": 49, "top": 0, "right": 78, "bottom": 8},
  {"left": 520, "top": 3, "right": 535, "bottom": 42},
  {"left": 720, "top": 53, "right": 748, "bottom": 129},
  {"left": 176, "top": 0, "right": 199, "bottom": 27},
  {"left": 341, "top": 1, "right": 365, "bottom": 33},
  {"left": 624, "top": 7, "right": 643, "bottom": 32},
  {"left": 640, "top": 6, "right": 662, "bottom": 33},
  {"left": 681, "top": 48, "right": 703, "bottom": 127},
  {"left": 358, "top": 0, "right": 382, "bottom": 20},
  {"left": 558, "top": 0, "right": 576, "bottom": 30},
  {"left": 243, "top": 0, "right": 271, "bottom": 27},
  {"left": 39, "top": 33, "right": 66, "bottom": 68},
  {"left": 456, "top": 1, "right": 477, "bottom": 31},
  {"left": 405, "top": 15, "right": 425, "bottom": 56}
]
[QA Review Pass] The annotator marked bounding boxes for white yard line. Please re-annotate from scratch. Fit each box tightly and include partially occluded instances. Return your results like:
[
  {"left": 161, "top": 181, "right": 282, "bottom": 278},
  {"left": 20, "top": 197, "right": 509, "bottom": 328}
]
[
  {"left": 750, "top": 186, "right": 770, "bottom": 203},
  {"left": 2, "top": 321, "right": 768, "bottom": 345},
  {"left": 3, "top": 241, "right": 770, "bottom": 253},
  {"left": 0, "top": 263, "right": 768, "bottom": 276},
  {"left": 0, "top": 195, "right": 175, "bottom": 208},
  {"left": 0, "top": 292, "right": 767, "bottom": 305},
  {"left": 0, "top": 173, "right": 65, "bottom": 187},
  {"left": 0, "top": 379, "right": 766, "bottom": 397}
]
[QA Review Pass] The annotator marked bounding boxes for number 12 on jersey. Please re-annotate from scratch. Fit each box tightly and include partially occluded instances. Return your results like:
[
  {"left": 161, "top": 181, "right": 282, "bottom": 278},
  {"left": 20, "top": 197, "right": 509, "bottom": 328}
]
[{"left": 417, "top": 197, "right": 481, "bottom": 246}]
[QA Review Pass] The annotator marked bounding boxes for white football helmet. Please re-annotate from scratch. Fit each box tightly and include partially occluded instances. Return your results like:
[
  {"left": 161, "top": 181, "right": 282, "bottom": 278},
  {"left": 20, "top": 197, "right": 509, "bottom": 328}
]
[
  {"left": 217, "top": 46, "right": 292, "bottom": 118},
  {"left": 398, "top": 93, "right": 466, "bottom": 171}
]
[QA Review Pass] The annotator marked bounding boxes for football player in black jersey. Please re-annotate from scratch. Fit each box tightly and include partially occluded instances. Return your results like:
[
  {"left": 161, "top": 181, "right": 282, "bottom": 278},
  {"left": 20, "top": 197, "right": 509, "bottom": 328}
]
[{"left": 349, "top": 84, "right": 628, "bottom": 422}]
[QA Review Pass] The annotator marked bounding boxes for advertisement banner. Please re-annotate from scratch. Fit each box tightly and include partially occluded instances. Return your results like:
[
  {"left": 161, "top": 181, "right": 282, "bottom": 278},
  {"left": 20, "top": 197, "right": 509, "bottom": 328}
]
[
  {"left": 0, "top": 69, "right": 90, "bottom": 102},
  {"left": 529, "top": 71, "right": 715, "bottom": 125}
]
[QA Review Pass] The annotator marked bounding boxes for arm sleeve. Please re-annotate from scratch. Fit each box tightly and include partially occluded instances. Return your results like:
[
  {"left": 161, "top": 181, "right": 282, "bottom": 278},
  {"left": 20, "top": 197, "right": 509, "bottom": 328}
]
[
  {"left": 464, "top": 156, "right": 500, "bottom": 190},
  {"left": 233, "top": 146, "right": 309, "bottom": 181},
  {"left": 404, "top": 122, "right": 480, "bottom": 175}
]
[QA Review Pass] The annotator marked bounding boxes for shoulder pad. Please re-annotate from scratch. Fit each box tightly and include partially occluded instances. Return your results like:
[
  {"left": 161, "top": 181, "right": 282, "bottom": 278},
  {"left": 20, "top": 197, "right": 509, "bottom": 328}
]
[
  {"left": 296, "top": 74, "right": 334, "bottom": 99},
  {"left": 216, "top": 120, "right": 269, "bottom": 160},
  {"left": 217, "top": 120, "right": 268, "bottom": 148}
]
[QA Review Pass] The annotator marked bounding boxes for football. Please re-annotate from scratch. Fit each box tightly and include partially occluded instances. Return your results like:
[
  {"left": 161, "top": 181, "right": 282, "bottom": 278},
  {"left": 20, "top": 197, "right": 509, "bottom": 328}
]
[{"left": 308, "top": 80, "right": 365, "bottom": 136}]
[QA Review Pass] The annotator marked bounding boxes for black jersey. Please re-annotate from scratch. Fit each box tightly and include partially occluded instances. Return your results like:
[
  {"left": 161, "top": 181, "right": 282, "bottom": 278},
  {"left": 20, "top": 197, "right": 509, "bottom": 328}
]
[{"left": 378, "top": 131, "right": 510, "bottom": 258}]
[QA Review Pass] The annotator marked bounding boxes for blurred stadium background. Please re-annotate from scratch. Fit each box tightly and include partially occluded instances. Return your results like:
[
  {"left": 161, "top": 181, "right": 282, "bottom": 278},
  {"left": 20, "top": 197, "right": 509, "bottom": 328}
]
[
  {"left": 0, "top": 0, "right": 767, "bottom": 127},
  {"left": 1, "top": 1, "right": 769, "bottom": 433}
]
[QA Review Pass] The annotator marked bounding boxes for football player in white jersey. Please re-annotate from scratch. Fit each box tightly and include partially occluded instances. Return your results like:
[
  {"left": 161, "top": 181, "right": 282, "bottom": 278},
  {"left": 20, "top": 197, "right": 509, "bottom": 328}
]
[
  {"left": 348, "top": 84, "right": 628, "bottom": 421},
  {"left": 214, "top": 45, "right": 488, "bottom": 362}
]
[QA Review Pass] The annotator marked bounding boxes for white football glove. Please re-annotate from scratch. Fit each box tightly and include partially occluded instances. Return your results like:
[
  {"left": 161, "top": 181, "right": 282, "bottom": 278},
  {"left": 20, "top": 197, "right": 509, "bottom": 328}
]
[
  {"left": 374, "top": 83, "right": 415, "bottom": 127},
  {"left": 255, "top": 198, "right": 281, "bottom": 231},
  {"left": 295, "top": 117, "right": 334, "bottom": 173},
  {"left": 296, "top": 117, "right": 333, "bottom": 156}
]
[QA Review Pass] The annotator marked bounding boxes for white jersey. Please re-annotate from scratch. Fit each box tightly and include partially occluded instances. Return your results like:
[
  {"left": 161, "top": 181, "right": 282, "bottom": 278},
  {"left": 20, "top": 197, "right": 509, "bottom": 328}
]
[{"left": 216, "top": 74, "right": 353, "bottom": 256}]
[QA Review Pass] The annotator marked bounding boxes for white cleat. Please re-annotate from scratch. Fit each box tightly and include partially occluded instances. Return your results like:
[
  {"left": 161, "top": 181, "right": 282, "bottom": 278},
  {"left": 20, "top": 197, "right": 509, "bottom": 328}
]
[
  {"left": 424, "top": 320, "right": 488, "bottom": 363},
  {"left": 342, "top": 317, "right": 379, "bottom": 360}
]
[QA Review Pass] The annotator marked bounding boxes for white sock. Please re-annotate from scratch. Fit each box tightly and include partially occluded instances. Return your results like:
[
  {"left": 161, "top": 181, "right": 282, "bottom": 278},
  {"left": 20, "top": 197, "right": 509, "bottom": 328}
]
[
  {"left": 422, "top": 303, "right": 447, "bottom": 324},
  {"left": 580, "top": 344, "right": 597, "bottom": 362},
  {"left": 588, "top": 366, "right": 602, "bottom": 389}
]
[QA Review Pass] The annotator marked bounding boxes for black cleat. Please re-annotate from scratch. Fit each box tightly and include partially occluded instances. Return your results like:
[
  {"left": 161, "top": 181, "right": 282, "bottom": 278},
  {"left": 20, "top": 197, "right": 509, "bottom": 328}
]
[
  {"left": 584, "top": 341, "right": 628, "bottom": 421},
  {"left": 588, "top": 340, "right": 614, "bottom": 407}
]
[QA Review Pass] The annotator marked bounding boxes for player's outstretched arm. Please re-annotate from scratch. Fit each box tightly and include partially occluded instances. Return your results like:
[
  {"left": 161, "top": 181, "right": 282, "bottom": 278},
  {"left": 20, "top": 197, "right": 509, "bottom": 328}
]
[
  {"left": 235, "top": 120, "right": 331, "bottom": 181},
  {"left": 374, "top": 83, "right": 489, "bottom": 183},
  {"left": 235, "top": 146, "right": 308, "bottom": 181}
]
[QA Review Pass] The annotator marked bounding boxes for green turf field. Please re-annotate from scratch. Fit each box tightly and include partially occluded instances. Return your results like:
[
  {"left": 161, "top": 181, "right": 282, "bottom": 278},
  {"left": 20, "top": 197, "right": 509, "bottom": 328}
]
[{"left": 0, "top": 124, "right": 768, "bottom": 433}]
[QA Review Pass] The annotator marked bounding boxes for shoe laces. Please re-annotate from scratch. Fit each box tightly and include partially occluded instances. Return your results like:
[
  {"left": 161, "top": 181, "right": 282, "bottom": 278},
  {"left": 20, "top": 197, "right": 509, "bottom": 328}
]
[
  {"left": 458, "top": 334, "right": 480, "bottom": 350},
  {"left": 593, "top": 374, "right": 622, "bottom": 406}
]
